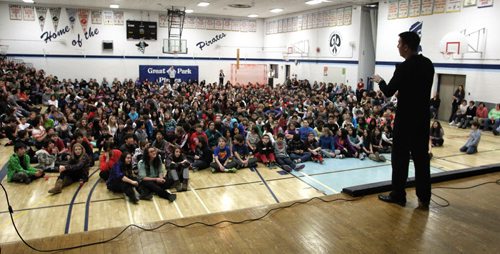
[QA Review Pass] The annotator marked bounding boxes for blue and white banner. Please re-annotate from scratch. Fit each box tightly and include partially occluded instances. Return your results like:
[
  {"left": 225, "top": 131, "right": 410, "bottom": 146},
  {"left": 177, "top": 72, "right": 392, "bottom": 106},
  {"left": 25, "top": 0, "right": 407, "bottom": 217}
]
[{"left": 139, "top": 65, "right": 199, "bottom": 84}]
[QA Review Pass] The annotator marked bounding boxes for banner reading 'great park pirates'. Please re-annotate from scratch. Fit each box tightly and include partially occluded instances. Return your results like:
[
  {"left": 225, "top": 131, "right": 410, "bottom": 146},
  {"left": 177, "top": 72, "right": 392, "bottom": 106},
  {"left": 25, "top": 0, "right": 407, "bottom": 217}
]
[{"left": 139, "top": 65, "right": 199, "bottom": 84}]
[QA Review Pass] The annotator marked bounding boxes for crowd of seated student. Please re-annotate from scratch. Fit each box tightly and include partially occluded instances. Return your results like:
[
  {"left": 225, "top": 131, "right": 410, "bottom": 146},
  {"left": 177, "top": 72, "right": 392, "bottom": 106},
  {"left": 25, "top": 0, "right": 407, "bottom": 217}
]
[{"left": 15, "top": 58, "right": 498, "bottom": 204}]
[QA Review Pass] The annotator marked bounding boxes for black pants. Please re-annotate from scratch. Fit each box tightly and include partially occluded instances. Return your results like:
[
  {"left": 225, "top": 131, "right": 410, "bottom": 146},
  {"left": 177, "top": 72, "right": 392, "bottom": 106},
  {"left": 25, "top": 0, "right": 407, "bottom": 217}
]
[
  {"left": 139, "top": 179, "right": 174, "bottom": 200},
  {"left": 276, "top": 156, "right": 297, "bottom": 169},
  {"left": 449, "top": 102, "right": 459, "bottom": 122},
  {"left": 108, "top": 179, "right": 137, "bottom": 200},
  {"left": 58, "top": 169, "right": 88, "bottom": 184},
  {"left": 99, "top": 170, "right": 110, "bottom": 181},
  {"left": 169, "top": 78, "right": 175, "bottom": 85},
  {"left": 431, "top": 138, "right": 444, "bottom": 147},
  {"left": 390, "top": 132, "right": 431, "bottom": 203},
  {"left": 192, "top": 160, "right": 210, "bottom": 170}
]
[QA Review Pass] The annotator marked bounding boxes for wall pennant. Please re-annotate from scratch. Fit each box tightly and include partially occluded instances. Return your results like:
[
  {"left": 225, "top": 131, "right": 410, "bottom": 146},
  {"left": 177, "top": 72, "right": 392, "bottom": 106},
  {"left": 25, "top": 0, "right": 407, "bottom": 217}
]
[
  {"left": 35, "top": 7, "right": 48, "bottom": 31},
  {"left": 66, "top": 8, "right": 77, "bottom": 30},
  {"left": 49, "top": 8, "right": 62, "bottom": 31},
  {"left": 78, "top": 9, "right": 89, "bottom": 31}
]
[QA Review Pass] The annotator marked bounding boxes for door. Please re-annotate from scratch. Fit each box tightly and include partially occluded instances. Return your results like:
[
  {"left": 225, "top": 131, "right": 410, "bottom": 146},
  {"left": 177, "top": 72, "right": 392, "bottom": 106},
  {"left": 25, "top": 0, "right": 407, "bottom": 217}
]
[
  {"left": 285, "top": 65, "right": 290, "bottom": 80},
  {"left": 437, "top": 74, "right": 466, "bottom": 121}
]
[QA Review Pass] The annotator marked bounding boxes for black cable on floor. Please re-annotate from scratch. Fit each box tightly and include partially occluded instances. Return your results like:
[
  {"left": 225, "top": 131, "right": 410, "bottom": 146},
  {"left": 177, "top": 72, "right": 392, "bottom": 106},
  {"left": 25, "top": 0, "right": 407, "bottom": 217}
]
[
  {"left": 0, "top": 182, "right": 361, "bottom": 253},
  {"left": 1, "top": 178, "right": 499, "bottom": 252},
  {"left": 430, "top": 179, "right": 500, "bottom": 207}
]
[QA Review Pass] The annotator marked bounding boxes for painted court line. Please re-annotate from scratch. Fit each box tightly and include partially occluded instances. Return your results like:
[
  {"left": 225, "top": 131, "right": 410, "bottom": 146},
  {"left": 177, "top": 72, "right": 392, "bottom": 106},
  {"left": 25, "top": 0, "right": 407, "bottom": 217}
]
[
  {"left": 189, "top": 185, "right": 211, "bottom": 213},
  {"left": 152, "top": 197, "right": 165, "bottom": 221},
  {"left": 173, "top": 201, "right": 184, "bottom": 218},
  {"left": 296, "top": 171, "right": 339, "bottom": 194},
  {"left": 64, "top": 168, "right": 99, "bottom": 234},
  {"left": 125, "top": 197, "right": 134, "bottom": 225},
  {"left": 84, "top": 178, "right": 101, "bottom": 231},
  {"left": 253, "top": 167, "right": 280, "bottom": 203},
  {"left": 0, "top": 197, "right": 123, "bottom": 214}
]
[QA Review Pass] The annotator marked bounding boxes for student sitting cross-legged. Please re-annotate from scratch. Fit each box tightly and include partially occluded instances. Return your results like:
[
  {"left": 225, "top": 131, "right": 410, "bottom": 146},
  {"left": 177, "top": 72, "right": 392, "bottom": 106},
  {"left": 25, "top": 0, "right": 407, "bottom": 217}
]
[
  {"left": 255, "top": 134, "right": 277, "bottom": 168},
  {"left": 166, "top": 147, "right": 190, "bottom": 192},
  {"left": 288, "top": 134, "right": 311, "bottom": 163},
  {"left": 273, "top": 133, "right": 305, "bottom": 172},
  {"left": 8, "top": 142, "right": 44, "bottom": 184},
  {"left": 137, "top": 147, "right": 177, "bottom": 201},
  {"left": 48, "top": 143, "right": 90, "bottom": 194},
  {"left": 106, "top": 152, "right": 140, "bottom": 204},
  {"left": 190, "top": 137, "right": 213, "bottom": 171},
  {"left": 305, "top": 132, "right": 324, "bottom": 164},
  {"left": 460, "top": 121, "right": 481, "bottom": 154},
  {"left": 210, "top": 137, "right": 238, "bottom": 173},
  {"left": 232, "top": 134, "right": 258, "bottom": 170}
]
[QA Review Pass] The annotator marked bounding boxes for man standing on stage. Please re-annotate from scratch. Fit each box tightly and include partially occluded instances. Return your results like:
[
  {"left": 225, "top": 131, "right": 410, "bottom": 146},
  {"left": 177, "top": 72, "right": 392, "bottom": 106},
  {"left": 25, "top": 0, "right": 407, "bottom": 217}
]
[{"left": 372, "top": 31, "right": 435, "bottom": 209}]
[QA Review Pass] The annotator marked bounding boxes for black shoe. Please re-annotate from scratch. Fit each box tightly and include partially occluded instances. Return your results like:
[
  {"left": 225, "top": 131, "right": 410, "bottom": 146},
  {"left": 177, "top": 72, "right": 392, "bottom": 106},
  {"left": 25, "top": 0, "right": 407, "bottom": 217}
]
[
  {"left": 493, "top": 130, "right": 499, "bottom": 136},
  {"left": 130, "top": 196, "right": 139, "bottom": 204},
  {"left": 282, "top": 165, "right": 292, "bottom": 172},
  {"left": 176, "top": 183, "right": 183, "bottom": 192},
  {"left": 139, "top": 192, "right": 153, "bottom": 200},
  {"left": 168, "top": 194, "right": 177, "bottom": 202},
  {"left": 417, "top": 200, "right": 430, "bottom": 210},
  {"left": 378, "top": 194, "right": 406, "bottom": 207}
]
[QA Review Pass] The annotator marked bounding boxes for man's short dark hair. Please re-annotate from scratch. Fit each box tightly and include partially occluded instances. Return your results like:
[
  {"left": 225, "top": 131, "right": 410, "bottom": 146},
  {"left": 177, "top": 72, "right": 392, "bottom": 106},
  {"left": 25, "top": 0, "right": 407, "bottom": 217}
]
[{"left": 399, "top": 31, "right": 420, "bottom": 52}]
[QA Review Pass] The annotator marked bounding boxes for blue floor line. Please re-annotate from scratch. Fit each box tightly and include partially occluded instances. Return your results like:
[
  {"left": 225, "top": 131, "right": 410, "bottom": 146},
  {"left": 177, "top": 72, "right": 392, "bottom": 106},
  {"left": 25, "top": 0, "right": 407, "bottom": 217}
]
[
  {"left": 64, "top": 184, "right": 83, "bottom": 234},
  {"left": 64, "top": 168, "right": 99, "bottom": 234},
  {"left": 0, "top": 163, "right": 8, "bottom": 182},
  {"left": 84, "top": 178, "right": 101, "bottom": 231},
  {"left": 253, "top": 167, "right": 280, "bottom": 203}
]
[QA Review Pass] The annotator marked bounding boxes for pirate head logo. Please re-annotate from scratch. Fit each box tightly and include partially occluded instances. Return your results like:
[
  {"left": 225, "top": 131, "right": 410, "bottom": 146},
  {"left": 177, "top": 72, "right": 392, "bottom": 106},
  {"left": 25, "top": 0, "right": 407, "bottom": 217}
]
[
  {"left": 53, "top": 16, "right": 59, "bottom": 22},
  {"left": 329, "top": 31, "right": 342, "bottom": 56},
  {"left": 39, "top": 15, "right": 45, "bottom": 22},
  {"left": 69, "top": 16, "right": 76, "bottom": 23},
  {"left": 136, "top": 40, "right": 149, "bottom": 54}
]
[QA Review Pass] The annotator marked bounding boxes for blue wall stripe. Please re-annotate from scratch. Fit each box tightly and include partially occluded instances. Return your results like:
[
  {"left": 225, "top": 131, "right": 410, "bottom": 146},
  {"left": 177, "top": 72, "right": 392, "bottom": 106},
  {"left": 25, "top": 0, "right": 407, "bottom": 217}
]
[
  {"left": 7, "top": 53, "right": 359, "bottom": 65},
  {"left": 10, "top": 53, "right": 499, "bottom": 69},
  {"left": 376, "top": 61, "right": 500, "bottom": 70}
]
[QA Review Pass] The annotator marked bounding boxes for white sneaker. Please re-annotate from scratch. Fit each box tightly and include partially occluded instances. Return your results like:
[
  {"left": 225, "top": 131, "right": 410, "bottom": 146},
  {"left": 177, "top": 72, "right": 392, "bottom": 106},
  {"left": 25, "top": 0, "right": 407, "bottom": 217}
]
[{"left": 449, "top": 121, "right": 455, "bottom": 126}]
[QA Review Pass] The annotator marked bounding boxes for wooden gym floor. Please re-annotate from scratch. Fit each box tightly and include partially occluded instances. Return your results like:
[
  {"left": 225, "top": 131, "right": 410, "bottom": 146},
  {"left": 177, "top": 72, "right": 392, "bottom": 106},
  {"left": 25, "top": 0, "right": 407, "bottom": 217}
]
[{"left": 0, "top": 122, "right": 499, "bottom": 252}]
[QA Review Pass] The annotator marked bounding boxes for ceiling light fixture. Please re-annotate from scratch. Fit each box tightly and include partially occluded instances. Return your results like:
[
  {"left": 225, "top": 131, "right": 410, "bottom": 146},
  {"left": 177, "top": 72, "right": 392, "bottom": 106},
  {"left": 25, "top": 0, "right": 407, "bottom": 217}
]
[
  {"left": 185, "top": 9, "right": 194, "bottom": 13},
  {"left": 305, "top": 0, "right": 323, "bottom": 5},
  {"left": 198, "top": 2, "right": 210, "bottom": 7},
  {"left": 248, "top": 14, "right": 259, "bottom": 18},
  {"left": 22, "top": 0, "right": 34, "bottom": 3},
  {"left": 109, "top": 4, "right": 119, "bottom": 9},
  {"left": 270, "top": 8, "right": 283, "bottom": 13}
]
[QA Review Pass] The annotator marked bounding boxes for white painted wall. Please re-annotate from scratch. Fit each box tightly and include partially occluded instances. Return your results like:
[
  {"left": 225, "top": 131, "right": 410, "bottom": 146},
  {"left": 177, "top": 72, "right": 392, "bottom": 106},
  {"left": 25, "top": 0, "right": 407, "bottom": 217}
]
[
  {"left": 0, "top": 3, "right": 372, "bottom": 89},
  {"left": 375, "top": 2, "right": 500, "bottom": 104},
  {"left": 0, "top": 3, "right": 266, "bottom": 83},
  {"left": 263, "top": 6, "right": 363, "bottom": 87}
]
